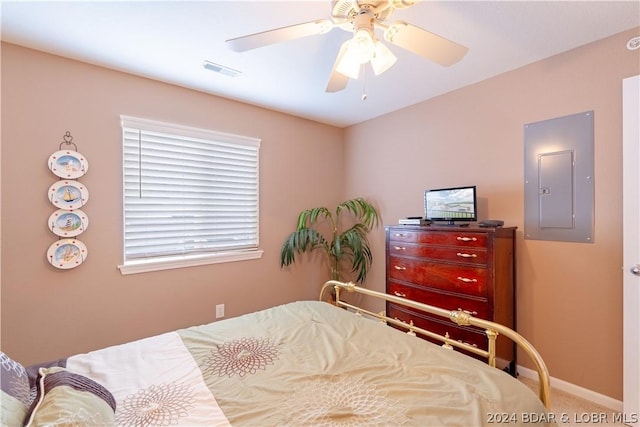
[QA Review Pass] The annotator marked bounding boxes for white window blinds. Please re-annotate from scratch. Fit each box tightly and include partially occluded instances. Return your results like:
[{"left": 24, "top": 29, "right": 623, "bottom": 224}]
[{"left": 121, "top": 116, "right": 260, "bottom": 268}]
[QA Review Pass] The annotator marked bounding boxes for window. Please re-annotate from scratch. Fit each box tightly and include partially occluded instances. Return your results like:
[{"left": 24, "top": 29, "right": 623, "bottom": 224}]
[{"left": 119, "top": 116, "right": 262, "bottom": 275}]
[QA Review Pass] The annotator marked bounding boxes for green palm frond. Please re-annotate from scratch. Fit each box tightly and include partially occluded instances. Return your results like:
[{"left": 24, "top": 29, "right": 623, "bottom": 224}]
[
  {"left": 297, "top": 207, "right": 332, "bottom": 230},
  {"left": 337, "top": 198, "right": 379, "bottom": 230},
  {"left": 339, "top": 224, "right": 373, "bottom": 283},
  {"left": 280, "top": 228, "right": 328, "bottom": 267},
  {"left": 280, "top": 198, "right": 380, "bottom": 285}
]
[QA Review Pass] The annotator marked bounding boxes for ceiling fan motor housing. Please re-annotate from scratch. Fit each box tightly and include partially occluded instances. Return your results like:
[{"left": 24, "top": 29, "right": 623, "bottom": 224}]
[{"left": 331, "top": 0, "right": 404, "bottom": 30}]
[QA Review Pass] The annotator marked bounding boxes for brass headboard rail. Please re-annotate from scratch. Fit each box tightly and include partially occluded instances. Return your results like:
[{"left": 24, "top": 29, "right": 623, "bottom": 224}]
[{"left": 320, "top": 280, "right": 551, "bottom": 410}]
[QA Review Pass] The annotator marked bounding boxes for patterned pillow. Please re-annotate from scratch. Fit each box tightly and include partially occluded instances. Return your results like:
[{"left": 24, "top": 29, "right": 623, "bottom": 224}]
[
  {"left": 23, "top": 366, "right": 116, "bottom": 427},
  {"left": 0, "top": 351, "right": 31, "bottom": 426}
]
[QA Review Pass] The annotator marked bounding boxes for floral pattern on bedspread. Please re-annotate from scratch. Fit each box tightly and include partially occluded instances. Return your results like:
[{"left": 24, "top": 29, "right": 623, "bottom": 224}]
[
  {"left": 204, "top": 337, "right": 278, "bottom": 378},
  {"left": 178, "top": 300, "right": 553, "bottom": 426},
  {"left": 284, "top": 376, "right": 410, "bottom": 426},
  {"left": 116, "top": 381, "right": 196, "bottom": 426}
]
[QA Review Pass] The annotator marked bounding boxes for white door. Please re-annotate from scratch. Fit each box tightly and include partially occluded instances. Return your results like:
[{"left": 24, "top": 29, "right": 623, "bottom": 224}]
[{"left": 623, "top": 74, "right": 640, "bottom": 427}]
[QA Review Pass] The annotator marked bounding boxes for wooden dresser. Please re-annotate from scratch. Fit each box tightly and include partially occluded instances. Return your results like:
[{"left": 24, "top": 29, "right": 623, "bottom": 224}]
[{"left": 385, "top": 225, "right": 517, "bottom": 374}]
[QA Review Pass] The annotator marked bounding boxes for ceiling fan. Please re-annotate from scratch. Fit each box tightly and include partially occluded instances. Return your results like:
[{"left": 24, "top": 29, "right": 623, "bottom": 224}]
[{"left": 225, "top": 0, "right": 468, "bottom": 93}]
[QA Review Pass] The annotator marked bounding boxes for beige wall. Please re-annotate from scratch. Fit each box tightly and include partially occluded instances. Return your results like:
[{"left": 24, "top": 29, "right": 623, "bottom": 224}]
[
  {"left": 343, "top": 27, "right": 640, "bottom": 400},
  {"left": 0, "top": 43, "right": 344, "bottom": 366}
]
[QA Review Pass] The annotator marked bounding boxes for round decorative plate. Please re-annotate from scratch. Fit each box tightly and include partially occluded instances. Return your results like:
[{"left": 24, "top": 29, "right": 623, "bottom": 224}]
[
  {"left": 48, "top": 150, "right": 89, "bottom": 179},
  {"left": 48, "top": 180, "right": 89, "bottom": 210},
  {"left": 48, "top": 209, "right": 89, "bottom": 237},
  {"left": 47, "top": 238, "right": 88, "bottom": 269}
]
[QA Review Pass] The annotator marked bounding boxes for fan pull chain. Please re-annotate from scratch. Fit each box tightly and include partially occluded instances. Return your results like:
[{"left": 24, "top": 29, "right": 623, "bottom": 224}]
[{"left": 361, "top": 63, "right": 367, "bottom": 101}]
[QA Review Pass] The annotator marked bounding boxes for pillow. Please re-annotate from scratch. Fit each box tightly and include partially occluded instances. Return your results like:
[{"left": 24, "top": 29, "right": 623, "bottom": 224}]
[
  {"left": 0, "top": 351, "right": 31, "bottom": 427},
  {"left": 25, "top": 357, "right": 67, "bottom": 390},
  {"left": 23, "top": 366, "right": 116, "bottom": 427}
]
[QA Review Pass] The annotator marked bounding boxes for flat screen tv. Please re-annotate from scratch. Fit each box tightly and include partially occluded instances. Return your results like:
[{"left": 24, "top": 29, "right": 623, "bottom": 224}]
[{"left": 424, "top": 185, "right": 477, "bottom": 225}]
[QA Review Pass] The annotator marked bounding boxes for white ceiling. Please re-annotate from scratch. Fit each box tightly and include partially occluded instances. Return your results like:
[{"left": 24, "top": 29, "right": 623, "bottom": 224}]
[{"left": 2, "top": 1, "right": 639, "bottom": 127}]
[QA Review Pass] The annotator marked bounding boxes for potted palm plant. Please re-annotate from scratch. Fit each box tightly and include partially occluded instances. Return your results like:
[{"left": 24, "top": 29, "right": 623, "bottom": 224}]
[{"left": 280, "top": 198, "right": 380, "bottom": 291}]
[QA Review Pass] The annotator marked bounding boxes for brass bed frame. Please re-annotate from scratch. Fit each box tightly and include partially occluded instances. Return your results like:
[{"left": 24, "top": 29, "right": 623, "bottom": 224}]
[{"left": 320, "top": 280, "right": 551, "bottom": 410}]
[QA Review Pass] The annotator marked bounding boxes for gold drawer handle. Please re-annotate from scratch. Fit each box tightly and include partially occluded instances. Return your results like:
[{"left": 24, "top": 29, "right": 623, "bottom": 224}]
[
  {"left": 394, "top": 246, "right": 406, "bottom": 251},
  {"left": 457, "top": 308, "right": 478, "bottom": 316},
  {"left": 394, "top": 265, "right": 407, "bottom": 271},
  {"left": 457, "top": 339, "right": 478, "bottom": 348},
  {"left": 457, "top": 276, "right": 477, "bottom": 283},
  {"left": 393, "top": 291, "right": 407, "bottom": 297},
  {"left": 456, "top": 252, "right": 477, "bottom": 258},
  {"left": 456, "top": 236, "right": 477, "bottom": 242}
]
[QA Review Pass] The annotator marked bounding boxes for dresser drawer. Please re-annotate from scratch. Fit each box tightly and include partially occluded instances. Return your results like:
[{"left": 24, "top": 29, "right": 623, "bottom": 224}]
[
  {"left": 387, "top": 303, "right": 487, "bottom": 350},
  {"left": 388, "top": 281, "right": 490, "bottom": 318},
  {"left": 388, "top": 229, "right": 487, "bottom": 248},
  {"left": 389, "top": 256, "right": 487, "bottom": 297},
  {"left": 389, "top": 241, "right": 488, "bottom": 265}
]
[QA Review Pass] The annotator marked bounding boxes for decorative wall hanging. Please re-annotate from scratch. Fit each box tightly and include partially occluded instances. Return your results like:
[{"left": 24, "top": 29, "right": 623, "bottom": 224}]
[
  {"left": 47, "top": 238, "right": 88, "bottom": 269},
  {"left": 47, "top": 180, "right": 89, "bottom": 210},
  {"left": 48, "top": 209, "right": 89, "bottom": 237},
  {"left": 46, "top": 131, "right": 89, "bottom": 269},
  {"left": 48, "top": 150, "right": 88, "bottom": 179}
]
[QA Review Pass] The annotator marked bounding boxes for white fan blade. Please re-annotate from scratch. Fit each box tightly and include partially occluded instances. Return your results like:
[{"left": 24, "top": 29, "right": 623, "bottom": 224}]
[
  {"left": 383, "top": 21, "right": 468, "bottom": 66},
  {"left": 326, "top": 41, "right": 351, "bottom": 93},
  {"left": 326, "top": 68, "right": 349, "bottom": 93},
  {"left": 226, "top": 19, "right": 334, "bottom": 52}
]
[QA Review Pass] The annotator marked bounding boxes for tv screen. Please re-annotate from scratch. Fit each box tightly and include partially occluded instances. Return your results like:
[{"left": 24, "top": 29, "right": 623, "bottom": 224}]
[{"left": 424, "top": 186, "right": 477, "bottom": 223}]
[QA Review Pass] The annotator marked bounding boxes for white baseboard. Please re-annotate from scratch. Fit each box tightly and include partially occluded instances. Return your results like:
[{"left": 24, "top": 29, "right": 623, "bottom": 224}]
[{"left": 517, "top": 365, "right": 623, "bottom": 412}]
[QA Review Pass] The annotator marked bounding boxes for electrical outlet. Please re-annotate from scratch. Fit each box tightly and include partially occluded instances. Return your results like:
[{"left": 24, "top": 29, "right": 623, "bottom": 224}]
[{"left": 215, "top": 304, "right": 225, "bottom": 319}]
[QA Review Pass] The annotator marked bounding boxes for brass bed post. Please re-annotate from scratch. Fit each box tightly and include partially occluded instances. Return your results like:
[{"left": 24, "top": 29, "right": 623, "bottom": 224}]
[
  {"left": 319, "top": 280, "right": 551, "bottom": 410},
  {"left": 486, "top": 329, "right": 498, "bottom": 368}
]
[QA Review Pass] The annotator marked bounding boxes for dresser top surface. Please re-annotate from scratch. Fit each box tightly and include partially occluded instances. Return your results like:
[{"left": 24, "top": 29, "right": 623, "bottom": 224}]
[{"left": 386, "top": 224, "right": 517, "bottom": 233}]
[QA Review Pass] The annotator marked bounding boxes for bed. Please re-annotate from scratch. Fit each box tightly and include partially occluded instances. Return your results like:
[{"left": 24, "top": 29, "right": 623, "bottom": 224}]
[{"left": 2, "top": 280, "right": 552, "bottom": 427}]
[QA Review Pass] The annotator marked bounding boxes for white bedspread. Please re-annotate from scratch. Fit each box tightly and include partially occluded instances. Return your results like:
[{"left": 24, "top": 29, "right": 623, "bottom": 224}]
[{"left": 67, "top": 331, "right": 230, "bottom": 426}]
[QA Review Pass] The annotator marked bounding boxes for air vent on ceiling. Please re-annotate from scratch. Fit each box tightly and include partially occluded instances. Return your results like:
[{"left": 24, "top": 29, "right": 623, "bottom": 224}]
[{"left": 203, "top": 61, "right": 241, "bottom": 77}]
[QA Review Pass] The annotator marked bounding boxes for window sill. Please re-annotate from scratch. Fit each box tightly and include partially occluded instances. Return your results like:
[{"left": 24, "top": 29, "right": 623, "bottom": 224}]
[{"left": 117, "top": 249, "right": 263, "bottom": 275}]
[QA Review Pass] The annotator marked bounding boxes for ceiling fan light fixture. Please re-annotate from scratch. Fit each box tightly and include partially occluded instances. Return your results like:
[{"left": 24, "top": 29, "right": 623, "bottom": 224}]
[
  {"left": 371, "top": 41, "right": 397, "bottom": 75},
  {"left": 336, "top": 40, "right": 361, "bottom": 79},
  {"left": 350, "top": 28, "right": 375, "bottom": 63},
  {"left": 336, "top": 33, "right": 396, "bottom": 79},
  {"left": 335, "top": 16, "right": 377, "bottom": 80}
]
